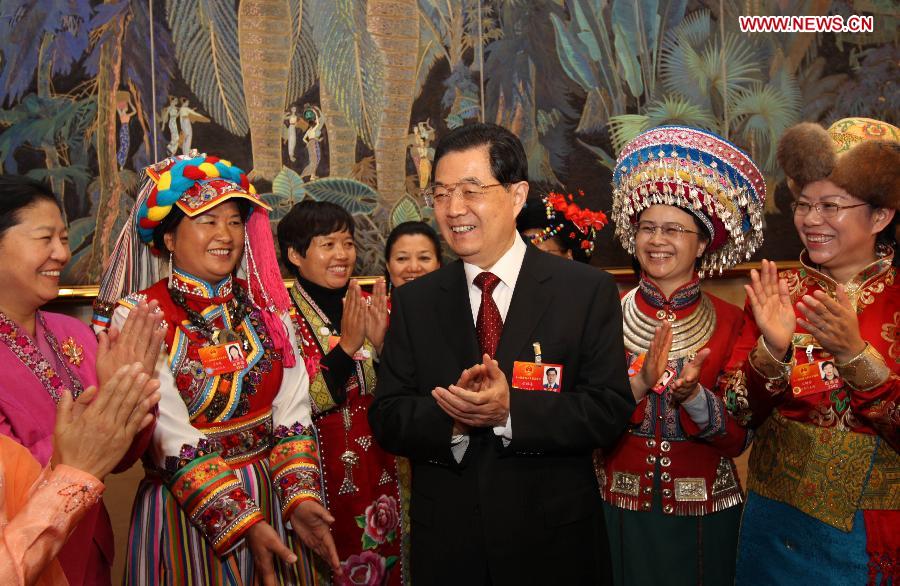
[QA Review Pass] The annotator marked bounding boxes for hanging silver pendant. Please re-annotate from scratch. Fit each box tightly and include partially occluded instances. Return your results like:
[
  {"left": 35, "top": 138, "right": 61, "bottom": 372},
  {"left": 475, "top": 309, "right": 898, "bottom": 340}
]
[{"left": 338, "top": 450, "right": 360, "bottom": 495}]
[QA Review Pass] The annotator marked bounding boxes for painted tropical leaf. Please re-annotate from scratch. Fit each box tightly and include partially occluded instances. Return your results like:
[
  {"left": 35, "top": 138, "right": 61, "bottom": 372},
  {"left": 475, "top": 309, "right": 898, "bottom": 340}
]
[
  {"left": 549, "top": 12, "right": 598, "bottom": 92},
  {"left": 701, "top": 33, "right": 763, "bottom": 100},
  {"left": 272, "top": 166, "right": 305, "bottom": 202},
  {"left": 730, "top": 75, "right": 801, "bottom": 174},
  {"left": 64, "top": 215, "right": 97, "bottom": 253},
  {"left": 611, "top": 0, "right": 660, "bottom": 64},
  {"left": 391, "top": 196, "right": 422, "bottom": 228},
  {"left": 166, "top": 0, "right": 248, "bottom": 135},
  {"left": 309, "top": 0, "right": 385, "bottom": 148},
  {"left": 613, "top": 22, "right": 643, "bottom": 98},
  {"left": 607, "top": 114, "right": 651, "bottom": 154},
  {"left": 576, "top": 138, "right": 617, "bottom": 171},
  {"left": 414, "top": 0, "right": 449, "bottom": 100},
  {"left": 644, "top": 95, "right": 718, "bottom": 132},
  {"left": 299, "top": 178, "right": 378, "bottom": 215},
  {"left": 286, "top": 0, "right": 318, "bottom": 108},
  {"left": 659, "top": 9, "right": 710, "bottom": 104}
]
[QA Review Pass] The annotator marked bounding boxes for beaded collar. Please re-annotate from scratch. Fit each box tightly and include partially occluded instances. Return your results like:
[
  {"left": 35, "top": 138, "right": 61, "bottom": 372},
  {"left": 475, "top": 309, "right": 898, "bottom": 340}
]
[
  {"left": 0, "top": 311, "right": 85, "bottom": 402},
  {"left": 637, "top": 274, "right": 702, "bottom": 321},
  {"left": 169, "top": 268, "right": 234, "bottom": 301},
  {"left": 797, "top": 245, "right": 895, "bottom": 311}
]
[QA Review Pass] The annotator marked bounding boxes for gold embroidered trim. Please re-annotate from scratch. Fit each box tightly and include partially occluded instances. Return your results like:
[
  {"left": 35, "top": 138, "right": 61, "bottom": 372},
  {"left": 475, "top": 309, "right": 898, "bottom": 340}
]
[
  {"left": 748, "top": 335, "right": 794, "bottom": 381},
  {"left": 836, "top": 343, "right": 891, "bottom": 392},
  {"left": 747, "top": 411, "right": 898, "bottom": 531}
]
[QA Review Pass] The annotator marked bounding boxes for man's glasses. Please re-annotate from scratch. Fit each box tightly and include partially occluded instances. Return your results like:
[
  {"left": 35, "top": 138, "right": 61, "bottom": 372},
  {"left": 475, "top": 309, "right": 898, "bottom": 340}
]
[
  {"left": 422, "top": 180, "right": 507, "bottom": 207},
  {"left": 635, "top": 221, "right": 700, "bottom": 240},
  {"left": 790, "top": 201, "right": 869, "bottom": 218}
]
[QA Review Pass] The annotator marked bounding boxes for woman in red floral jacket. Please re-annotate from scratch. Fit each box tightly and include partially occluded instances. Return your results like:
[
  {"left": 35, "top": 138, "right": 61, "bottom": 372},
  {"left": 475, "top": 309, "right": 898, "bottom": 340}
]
[{"left": 724, "top": 117, "right": 899, "bottom": 585}]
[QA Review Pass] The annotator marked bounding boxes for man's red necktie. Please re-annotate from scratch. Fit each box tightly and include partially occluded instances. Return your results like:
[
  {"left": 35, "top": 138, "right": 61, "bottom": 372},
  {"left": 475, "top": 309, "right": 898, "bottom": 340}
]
[{"left": 474, "top": 271, "right": 503, "bottom": 358}]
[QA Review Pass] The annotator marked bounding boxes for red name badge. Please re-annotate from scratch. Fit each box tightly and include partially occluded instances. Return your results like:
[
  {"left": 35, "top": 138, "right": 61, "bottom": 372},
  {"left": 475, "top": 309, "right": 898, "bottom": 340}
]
[
  {"left": 512, "top": 361, "right": 563, "bottom": 392},
  {"left": 790, "top": 360, "right": 843, "bottom": 398},
  {"left": 198, "top": 342, "right": 247, "bottom": 376}
]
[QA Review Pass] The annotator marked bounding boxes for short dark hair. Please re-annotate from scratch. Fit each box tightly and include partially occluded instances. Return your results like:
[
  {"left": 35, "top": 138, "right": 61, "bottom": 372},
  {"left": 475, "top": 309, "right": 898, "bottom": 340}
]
[
  {"left": 277, "top": 200, "right": 355, "bottom": 268},
  {"left": 385, "top": 221, "right": 443, "bottom": 264},
  {"left": 152, "top": 198, "right": 251, "bottom": 253},
  {"left": 821, "top": 361, "right": 835, "bottom": 370},
  {"left": 0, "top": 175, "right": 61, "bottom": 240},
  {"left": 432, "top": 122, "right": 528, "bottom": 185},
  {"left": 546, "top": 367, "right": 558, "bottom": 375}
]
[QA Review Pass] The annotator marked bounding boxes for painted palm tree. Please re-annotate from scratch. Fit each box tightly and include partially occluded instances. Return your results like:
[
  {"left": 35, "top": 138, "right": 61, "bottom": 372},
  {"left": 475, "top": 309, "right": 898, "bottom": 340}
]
[{"left": 367, "top": 0, "right": 419, "bottom": 205}]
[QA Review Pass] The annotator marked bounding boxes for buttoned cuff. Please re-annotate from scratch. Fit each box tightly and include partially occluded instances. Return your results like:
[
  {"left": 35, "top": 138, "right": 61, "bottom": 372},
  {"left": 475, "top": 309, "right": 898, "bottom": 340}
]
[{"left": 493, "top": 414, "right": 512, "bottom": 447}]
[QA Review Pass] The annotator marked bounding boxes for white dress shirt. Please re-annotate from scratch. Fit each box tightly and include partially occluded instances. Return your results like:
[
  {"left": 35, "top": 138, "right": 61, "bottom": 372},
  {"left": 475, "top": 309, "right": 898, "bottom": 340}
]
[{"left": 450, "top": 236, "right": 526, "bottom": 461}]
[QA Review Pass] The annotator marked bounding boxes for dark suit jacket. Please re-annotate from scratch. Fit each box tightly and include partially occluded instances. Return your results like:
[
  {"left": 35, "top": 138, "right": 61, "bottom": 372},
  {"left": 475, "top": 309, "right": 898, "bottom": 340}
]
[{"left": 369, "top": 244, "right": 634, "bottom": 585}]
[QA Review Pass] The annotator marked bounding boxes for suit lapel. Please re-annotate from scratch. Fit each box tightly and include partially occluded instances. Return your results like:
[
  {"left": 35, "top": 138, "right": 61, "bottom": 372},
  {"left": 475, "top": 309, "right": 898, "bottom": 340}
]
[
  {"left": 437, "top": 260, "right": 481, "bottom": 371},
  {"left": 495, "top": 246, "right": 552, "bottom": 375}
]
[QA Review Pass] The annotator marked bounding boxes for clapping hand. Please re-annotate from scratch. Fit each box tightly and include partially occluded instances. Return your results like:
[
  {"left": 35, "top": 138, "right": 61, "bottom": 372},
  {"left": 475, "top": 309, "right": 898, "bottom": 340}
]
[
  {"left": 668, "top": 349, "right": 711, "bottom": 405},
  {"left": 339, "top": 280, "right": 366, "bottom": 356},
  {"left": 53, "top": 362, "right": 160, "bottom": 480},
  {"left": 631, "top": 322, "right": 673, "bottom": 401},
  {"left": 797, "top": 285, "right": 866, "bottom": 363},
  {"left": 432, "top": 354, "right": 510, "bottom": 428},
  {"left": 365, "top": 278, "right": 389, "bottom": 355},
  {"left": 744, "top": 259, "right": 795, "bottom": 358},
  {"left": 95, "top": 300, "right": 166, "bottom": 386}
]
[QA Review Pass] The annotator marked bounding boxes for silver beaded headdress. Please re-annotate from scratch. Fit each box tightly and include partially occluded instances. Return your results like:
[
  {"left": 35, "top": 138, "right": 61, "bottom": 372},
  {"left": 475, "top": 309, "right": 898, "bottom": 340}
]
[{"left": 612, "top": 126, "right": 766, "bottom": 275}]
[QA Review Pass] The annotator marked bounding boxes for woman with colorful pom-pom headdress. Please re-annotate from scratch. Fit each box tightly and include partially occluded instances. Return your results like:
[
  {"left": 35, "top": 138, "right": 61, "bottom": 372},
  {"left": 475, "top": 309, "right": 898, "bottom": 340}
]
[
  {"left": 598, "top": 126, "right": 766, "bottom": 585},
  {"left": 93, "top": 154, "right": 341, "bottom": 584}
]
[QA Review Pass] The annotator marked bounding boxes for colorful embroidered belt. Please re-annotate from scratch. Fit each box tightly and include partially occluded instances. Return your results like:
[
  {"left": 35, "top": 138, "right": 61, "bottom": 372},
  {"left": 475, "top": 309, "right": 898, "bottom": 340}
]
[
  {"left": 194, "top": 410, "right": 274, "bottom": 467},
  {"left": 748, "top": 411, "right": 900, "bottom": 531}
]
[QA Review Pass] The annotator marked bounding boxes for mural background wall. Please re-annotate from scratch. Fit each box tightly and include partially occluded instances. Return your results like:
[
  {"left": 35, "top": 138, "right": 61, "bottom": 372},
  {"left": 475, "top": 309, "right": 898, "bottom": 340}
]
[{"left": 1, "top": 0, "right": 896, "bottom": 284}]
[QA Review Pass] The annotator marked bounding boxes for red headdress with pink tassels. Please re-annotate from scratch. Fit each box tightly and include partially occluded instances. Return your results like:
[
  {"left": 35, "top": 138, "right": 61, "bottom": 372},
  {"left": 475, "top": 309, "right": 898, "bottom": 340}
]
[{"left": 92, "top": 153, "right": 296, "bottom": 366}]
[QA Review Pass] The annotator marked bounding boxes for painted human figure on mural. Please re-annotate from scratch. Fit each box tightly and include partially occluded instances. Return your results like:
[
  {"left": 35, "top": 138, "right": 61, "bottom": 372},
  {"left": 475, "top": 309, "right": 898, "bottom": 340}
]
[
  {"left": 300, "top": 105, "right": 325, "bottom": 181},
  {"left": 178, "top": 98, "right": 209, "bottom": 155},
  {"left": 408, "top": 120, "right": 435, "bottom": 190},
  {"left": 284, "top": 105, "right": 300, "bottom": 163},
  {"left": 161, "top": 96, "right": 180, "bottom": 156},
  {"left": 116, "top": 90, "right": 137, "bottom": 170}
]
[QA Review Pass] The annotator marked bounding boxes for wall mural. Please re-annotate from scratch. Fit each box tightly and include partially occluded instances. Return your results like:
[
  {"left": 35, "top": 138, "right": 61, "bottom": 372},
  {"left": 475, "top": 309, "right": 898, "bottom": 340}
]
[{"left": 0, "top": 0, "right": 896, "bottom": 284}]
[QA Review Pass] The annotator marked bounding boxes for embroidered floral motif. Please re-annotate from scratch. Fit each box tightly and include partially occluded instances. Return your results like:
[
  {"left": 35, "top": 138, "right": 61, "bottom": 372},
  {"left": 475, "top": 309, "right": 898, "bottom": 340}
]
[
  {"left": 57, "top": 482, "right": 100, "bottom": 513},
  {"left": 355, "top": 494, "right": 400, "bottom": 550},
  {"left": 883, "top": 312, "right": 900, "bottom": 363},
  {"left": 337, "top": 550, "right": 396, "bottom": 586},
  {"left": 724, "top": 370, "right": 752, "bottom": 426},
  {"left": 0, "top": 312, "right": 85, "bottom": 402},
  {"left": 269, "top": 433, "right": 323, "bottom": 518},
  {"left": 167, "top": 452, "right": 262, "bottom": 552}
]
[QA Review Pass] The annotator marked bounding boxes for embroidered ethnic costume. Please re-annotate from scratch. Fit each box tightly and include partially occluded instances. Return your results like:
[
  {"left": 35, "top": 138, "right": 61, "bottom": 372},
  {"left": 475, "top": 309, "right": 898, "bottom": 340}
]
[
  {"left": 94, "top": 154, "right": 323, "bottom": 585},
  {"left": 723, "top": 117, "right": 900, "bottom": 585},
  {"left": 599, "top": 126, "right": 763, "bottom": 585},
  {"left": 290, "top": 278, "right": 409, "bottom": 585}
]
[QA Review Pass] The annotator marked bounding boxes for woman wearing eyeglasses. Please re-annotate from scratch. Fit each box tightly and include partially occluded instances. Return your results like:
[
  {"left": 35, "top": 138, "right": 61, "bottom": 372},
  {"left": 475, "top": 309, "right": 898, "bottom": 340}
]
[
  {"left": 723, "top": 118, "right": 899, "bottom": 585},
  {"left": 597, "top": 126, "right": 765, "bottom": 585}
]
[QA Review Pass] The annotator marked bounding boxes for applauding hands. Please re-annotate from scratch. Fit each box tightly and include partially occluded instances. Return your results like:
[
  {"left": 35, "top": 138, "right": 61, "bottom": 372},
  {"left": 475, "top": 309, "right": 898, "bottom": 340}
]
[
  {"left": 432, "top": 354, "right": 511, "bottom": 430},
  {"left": 339, "top": 278, "right": 389, "bottom": 357},
  {"left": 746, "top": 259, "right": 867, "bottom": 362}
]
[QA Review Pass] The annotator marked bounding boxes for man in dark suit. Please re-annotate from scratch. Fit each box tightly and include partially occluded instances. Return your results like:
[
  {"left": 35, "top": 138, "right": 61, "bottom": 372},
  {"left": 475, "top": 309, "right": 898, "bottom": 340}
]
[{"left": 369, "top": 123, "right": 634, "bottom": 585}]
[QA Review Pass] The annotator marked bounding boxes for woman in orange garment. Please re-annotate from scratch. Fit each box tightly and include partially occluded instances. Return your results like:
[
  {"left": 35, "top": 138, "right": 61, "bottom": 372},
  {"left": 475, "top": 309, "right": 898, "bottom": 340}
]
[{"left": 0, "top": 362, "right": 160, "bottom": 585}]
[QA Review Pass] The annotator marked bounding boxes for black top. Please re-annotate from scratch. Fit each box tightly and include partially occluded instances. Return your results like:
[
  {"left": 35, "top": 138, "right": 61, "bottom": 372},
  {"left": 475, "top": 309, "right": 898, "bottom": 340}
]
[{"left": 296, "top": 275, "right": 355, "bottom": 403}]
